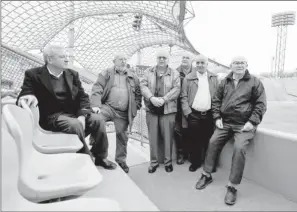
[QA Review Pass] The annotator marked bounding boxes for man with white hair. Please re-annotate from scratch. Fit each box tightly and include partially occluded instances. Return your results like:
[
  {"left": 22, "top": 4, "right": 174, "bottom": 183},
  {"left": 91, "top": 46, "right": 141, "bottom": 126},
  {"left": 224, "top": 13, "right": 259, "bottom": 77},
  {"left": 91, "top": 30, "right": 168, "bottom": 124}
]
[
  {"left": 140, "top": 49, "right": 180, "bottom": 173},
  {"left": 90, "top": 52, "right": 142, "bottom": 173},
  {"left": 195, "top": 56, "right": 267, "bottom": 205},
  {"left": 175, "top": 52, "right": 193, "bottom": 165},
  {"left": 17, "top": 45, "right": 112, "bottom": 168},
  {"left": 181, "top": 55, "right": 218, "bottom": 171}
]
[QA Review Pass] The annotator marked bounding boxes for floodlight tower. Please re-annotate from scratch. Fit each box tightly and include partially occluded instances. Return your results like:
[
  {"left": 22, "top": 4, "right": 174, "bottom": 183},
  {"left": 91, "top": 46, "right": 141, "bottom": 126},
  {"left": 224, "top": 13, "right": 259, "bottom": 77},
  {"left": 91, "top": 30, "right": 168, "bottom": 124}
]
[{"left": 271, "top": 11, "right": 295, "bottom": 78}]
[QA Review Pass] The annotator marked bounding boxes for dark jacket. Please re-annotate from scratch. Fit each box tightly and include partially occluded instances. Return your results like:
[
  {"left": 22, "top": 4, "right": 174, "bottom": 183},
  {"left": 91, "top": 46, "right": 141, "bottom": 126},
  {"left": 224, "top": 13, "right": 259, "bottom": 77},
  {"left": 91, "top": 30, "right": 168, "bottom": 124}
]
[
  {"left": 17, "top": 65, "right": 91, "bottom": 130},
  {"left": 90, "top": 66, "right": 142, "bottom": 130},
  {"left": 180, "top": 70, "right": 218, "bottom": 128},
  {"left": 176, "top": 65, "right": 193, "bottom": 128},
  {"left": 212, "top": 70, "right": 267, "bottom": 125}
]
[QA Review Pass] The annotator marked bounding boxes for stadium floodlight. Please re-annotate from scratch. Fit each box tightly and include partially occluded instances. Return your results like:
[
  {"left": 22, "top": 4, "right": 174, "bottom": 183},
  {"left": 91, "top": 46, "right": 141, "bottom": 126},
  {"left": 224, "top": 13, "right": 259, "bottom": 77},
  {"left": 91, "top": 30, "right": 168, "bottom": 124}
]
[
  {"left": 132, "top": 14, "right": 143, "bottom": 31},
  {"left": 271, "top": 11, "right": 296, "bottom": 78}
]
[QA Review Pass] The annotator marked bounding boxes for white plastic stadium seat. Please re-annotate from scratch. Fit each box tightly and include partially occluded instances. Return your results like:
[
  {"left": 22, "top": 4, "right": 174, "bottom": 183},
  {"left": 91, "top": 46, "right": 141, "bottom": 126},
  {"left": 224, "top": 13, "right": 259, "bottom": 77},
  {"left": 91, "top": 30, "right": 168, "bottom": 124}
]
[
  {"left": 21, "top": 101, "right": 83, "bottom": 154},
  {"left": 1, "top": 126, "right": 121, "bottom": 211},
  {"left": 2, "top": 104, "right": 102, "bottom": 203}
]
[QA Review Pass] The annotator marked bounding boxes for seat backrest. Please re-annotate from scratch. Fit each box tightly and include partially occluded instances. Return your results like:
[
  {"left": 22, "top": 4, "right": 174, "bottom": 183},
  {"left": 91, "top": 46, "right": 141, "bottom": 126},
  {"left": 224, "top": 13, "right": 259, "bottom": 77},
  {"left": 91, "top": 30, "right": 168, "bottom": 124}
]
[
  {"left": 29, "top": 106, "right": 40, "bottom": 130},
  {"left": 2, "top": 104, "right": 35, "bottom": 187}
]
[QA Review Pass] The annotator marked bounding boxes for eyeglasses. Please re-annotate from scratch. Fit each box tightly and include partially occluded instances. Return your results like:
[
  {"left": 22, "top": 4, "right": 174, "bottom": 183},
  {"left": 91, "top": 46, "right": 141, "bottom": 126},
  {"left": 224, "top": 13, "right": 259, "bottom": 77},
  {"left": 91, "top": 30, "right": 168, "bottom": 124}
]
[
  {"left": 233, "top": 61, "right": 246, "bottom": 65},
  {"left": 158, "top": 56, "right": 167, "bottom": 60},
  {"left": 196, "top": 61, "right": 205, "bottom": 65}
]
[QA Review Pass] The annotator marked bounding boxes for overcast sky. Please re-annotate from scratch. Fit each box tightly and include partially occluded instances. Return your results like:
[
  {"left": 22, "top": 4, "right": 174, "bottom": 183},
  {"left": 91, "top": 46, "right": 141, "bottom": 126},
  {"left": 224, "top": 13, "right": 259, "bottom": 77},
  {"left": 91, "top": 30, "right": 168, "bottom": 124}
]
[{"left": 185, "top": 1, "right": 297, "bottom": 74}]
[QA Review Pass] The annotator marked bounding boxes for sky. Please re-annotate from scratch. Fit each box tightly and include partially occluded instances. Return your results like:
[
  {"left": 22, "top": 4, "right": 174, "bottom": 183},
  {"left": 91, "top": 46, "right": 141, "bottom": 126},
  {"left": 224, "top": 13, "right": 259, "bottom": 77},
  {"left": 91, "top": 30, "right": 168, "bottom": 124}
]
[{"left": 184, "top": 1, "right": 297, "bottom": 74}]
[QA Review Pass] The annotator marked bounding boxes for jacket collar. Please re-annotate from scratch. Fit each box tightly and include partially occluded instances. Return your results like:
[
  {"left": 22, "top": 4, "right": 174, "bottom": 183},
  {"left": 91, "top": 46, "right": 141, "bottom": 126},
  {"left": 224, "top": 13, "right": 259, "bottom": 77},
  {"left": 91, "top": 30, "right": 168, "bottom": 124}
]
[
  {"left": 112, "top": 66, "right": 134, "bottom": 79},
  {"left": 187, "top": 70, "right": 216, "bottom": 80},
  {"left": 226, "top": 69, "right": 251, "bottom": 81},
  {"left": 176, "top": 64, "right": 192, "bottom": 75},
  {"left": 149, "top": 65, "right": 172, "bottom": 76},
  {"left": 39, "top": 65, "right": 73, "bottom": 97}
]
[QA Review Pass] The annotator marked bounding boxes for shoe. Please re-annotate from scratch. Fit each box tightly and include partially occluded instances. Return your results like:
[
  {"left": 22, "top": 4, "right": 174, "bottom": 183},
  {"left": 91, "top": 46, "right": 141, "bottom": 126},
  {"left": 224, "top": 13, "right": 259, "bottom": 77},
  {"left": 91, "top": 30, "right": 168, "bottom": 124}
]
[
  {"left": 165, "top": 164, "right": 173, "bottom": 172},
  {"left": 176, "top": 155, "right": 185, "bottom": 165},
  {"left": 95, "top": 158, "right": 117, "bottom": 170},
  {"left": 148, "top": 164, "right": 159, "bottom": 173},
  {"left": 195, "top": 173, "right": 213, "bottom": 190},
  {"left": 118, "top": 162, "right": 129, "bottom": 173},
  {"left": 225, "top": 186, "right": 237, "bottom": 205},
  {"left": 189, "top": 163, "right": 201, "bottom": 172}
]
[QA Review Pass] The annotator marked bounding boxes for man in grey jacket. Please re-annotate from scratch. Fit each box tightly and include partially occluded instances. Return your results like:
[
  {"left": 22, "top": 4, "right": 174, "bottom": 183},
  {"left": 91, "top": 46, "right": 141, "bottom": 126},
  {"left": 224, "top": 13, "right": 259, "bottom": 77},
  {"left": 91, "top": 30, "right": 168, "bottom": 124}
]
[
  {"left": 195, "top": 56, "right": 267, "bottom": 205},
  {"left": 140, "top": 50, "right": 180, "bottom": 173}
]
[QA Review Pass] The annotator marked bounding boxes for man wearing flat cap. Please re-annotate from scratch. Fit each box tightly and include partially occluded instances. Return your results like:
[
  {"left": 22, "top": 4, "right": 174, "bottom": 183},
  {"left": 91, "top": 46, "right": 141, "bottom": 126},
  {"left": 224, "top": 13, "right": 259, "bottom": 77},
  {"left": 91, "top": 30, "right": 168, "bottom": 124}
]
[
  {"left": 90, "top": 53, "right": 142, "bottom": 173},
  {"left": 195, "top": 56, "right": 267, "bottom": 205},
  {"left": 140, "top": 49, "right": 180, "bottom": 173},
  {"left": 174, "top": 52, "right": 194, "bottom": 165}
]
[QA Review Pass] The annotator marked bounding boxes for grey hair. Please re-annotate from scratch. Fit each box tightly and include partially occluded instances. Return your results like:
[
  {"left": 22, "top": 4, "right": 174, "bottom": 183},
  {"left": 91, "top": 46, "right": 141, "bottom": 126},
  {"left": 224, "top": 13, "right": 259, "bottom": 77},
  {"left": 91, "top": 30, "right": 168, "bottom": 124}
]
[{"left": 43, "top": 45, "right": 65, "bottom": 64}]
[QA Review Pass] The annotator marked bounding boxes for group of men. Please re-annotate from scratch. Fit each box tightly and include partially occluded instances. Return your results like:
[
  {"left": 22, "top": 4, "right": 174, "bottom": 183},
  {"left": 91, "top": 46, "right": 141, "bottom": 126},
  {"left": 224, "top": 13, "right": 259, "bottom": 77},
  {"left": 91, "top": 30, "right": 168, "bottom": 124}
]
[{"left": 17, "top": 44, "right": 266, "bottom": 205}]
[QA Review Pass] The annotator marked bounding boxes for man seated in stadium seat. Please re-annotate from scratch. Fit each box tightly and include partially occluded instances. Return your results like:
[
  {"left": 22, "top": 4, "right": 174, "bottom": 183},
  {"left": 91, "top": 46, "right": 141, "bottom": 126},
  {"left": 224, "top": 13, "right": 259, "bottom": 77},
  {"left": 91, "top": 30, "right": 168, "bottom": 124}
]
[
  {"left": 195, "top": 56, "right": 267, "bottom": 205},
  {"left": 90, "top": 53, "right": 142, "bottom": 173},
  {"left": 16, "top": 44, "right": 117, "bottom": 170}
]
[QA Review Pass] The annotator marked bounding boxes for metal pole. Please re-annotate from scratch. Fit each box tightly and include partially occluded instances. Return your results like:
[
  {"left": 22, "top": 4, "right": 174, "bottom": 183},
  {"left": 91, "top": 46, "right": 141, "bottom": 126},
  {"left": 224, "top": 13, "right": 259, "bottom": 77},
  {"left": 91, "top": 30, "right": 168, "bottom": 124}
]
[
  {"left": 140, "top": 108, "right": 144, "bottom": 147},
  {"left": 68, "top": 1, "right": 75, "bottom": 66}
]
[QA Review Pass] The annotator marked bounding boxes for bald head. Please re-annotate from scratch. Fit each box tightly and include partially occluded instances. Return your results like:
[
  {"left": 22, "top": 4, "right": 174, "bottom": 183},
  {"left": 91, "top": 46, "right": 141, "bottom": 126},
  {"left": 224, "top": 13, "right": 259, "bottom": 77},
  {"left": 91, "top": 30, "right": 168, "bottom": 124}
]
[
  {"left": 156, "top": 49, "right": 170, "bottom": 59},
  {"left": 194, "top": 54, "right": 208, "bottom": 62},
  {"left": 230, "top": 56, "right": 248, "bottom": 74},
  {"left": 194, "top": 54, "right": 208, "bottom": 74},
  {"left": 231, "top": 56, "right": 248, "bottom": 64}
]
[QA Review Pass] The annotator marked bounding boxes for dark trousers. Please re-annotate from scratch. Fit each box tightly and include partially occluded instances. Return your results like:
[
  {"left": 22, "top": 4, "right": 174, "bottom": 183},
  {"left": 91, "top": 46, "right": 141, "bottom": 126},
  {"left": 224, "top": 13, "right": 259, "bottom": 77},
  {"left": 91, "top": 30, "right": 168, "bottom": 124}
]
[
  {"left": 203, "top": 122, "right": 256, "bottom": 184},
  {"left": 188, "top": 110, "right": 214, "bottom": 166},
  {"left": 174, "top": 125, "right": 190, "bottom": 158},
  {"left": 146, "top": 112, "right": 176, "bottom": 166},
  {"left": 48, "top": 112, "right": 108, "bottom": 159}
]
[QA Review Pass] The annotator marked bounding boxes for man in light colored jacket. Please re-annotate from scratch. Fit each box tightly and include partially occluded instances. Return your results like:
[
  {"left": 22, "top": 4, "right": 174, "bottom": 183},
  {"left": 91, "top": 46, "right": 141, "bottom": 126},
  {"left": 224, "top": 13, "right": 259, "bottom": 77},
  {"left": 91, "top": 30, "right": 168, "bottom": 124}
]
[{"left": 140, "top": 50, "right": 180, "bottom": 173}]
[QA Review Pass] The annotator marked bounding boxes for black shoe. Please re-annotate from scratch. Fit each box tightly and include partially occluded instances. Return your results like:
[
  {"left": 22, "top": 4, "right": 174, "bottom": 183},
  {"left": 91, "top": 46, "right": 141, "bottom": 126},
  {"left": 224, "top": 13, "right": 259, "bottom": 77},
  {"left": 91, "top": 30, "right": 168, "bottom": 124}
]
[
  {"left": 118, "top": 162, "right": 129, "bottom": 173},
  {"left": 95, "top": 158, "right": 117, "bottom": 170},
  {"left": 176, "top": 155, "right": 185, "bottom": 165},
  {"left": 148, "top": 164, "right": 159, "bottom": 173},
  {"left": 165, "top": 164, "right": 173, "bottom": 172},
  {"left": 225, "top": 186, "right": 237, "bottom": 205},
  {"left": 189, "top": 163, "right": 201, "bottom": 172},
  {"left": 195, "top": 173, "right": 213, "bottom": 190}
]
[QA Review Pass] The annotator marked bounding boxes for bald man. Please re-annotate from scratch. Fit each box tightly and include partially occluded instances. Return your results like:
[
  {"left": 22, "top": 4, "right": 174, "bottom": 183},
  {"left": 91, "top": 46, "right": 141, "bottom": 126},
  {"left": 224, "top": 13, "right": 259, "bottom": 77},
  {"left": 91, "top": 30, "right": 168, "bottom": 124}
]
[
  {"left": 174, "top": 52, "right": 193, "bottom": 165},
  {"left": 195, "top": 56, "right": 267, "bottom": 205},
  {"left": 90, "top": 53, "right": 142, "bottom": 173},
  {"left": 181, "top": 55, "right": 219, "bottom": 172},
  {"left": 140, "top": 50, "right": 180, "bottom": 173}
]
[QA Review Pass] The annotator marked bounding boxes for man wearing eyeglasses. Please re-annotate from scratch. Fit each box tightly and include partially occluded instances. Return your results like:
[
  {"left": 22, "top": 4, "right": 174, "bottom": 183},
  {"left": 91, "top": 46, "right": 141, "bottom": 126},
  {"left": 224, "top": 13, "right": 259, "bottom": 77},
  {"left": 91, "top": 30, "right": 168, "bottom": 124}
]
[
  {"left": 140, "top": 50, "right": 180, "bottom": 173},
  {"left": 180, "top": 55, "right": 218, "bottom": 172},
  {"left": 175, "top": 52, "right": 193, "bottom": 165},
  {"left": 16, "top": 45, "right": 111, "bottom": 168},
  {"left": 195, "top": 56, "right": 267, "bottom": 205}
]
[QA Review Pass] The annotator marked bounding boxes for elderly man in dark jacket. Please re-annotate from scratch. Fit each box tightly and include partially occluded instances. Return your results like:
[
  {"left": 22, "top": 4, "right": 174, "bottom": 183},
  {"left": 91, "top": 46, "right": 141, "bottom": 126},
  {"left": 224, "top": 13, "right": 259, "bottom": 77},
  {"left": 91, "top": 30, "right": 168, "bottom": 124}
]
[
  {"left": 17, "top": 45, "right": 112, "bottom": 169},
  {"left": 175, "top": 52, "right": 193, "bottom": 165},
  {"left": 181, "top": 55, "right": 218, "bottom": 172},
  {"left": 90, "top": 53, "right": 142, "bottom": 173},
  {"left": 195, "top": 56, "right": 267, "bottom": 206}
]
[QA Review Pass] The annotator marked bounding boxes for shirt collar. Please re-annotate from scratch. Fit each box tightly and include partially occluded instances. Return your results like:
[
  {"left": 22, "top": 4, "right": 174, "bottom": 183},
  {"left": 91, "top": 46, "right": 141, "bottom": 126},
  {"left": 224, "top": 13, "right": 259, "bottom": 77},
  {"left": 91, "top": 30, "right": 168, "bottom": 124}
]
[
  {"left": 197, "top": 71, "right": 207, "bottom": 78},
  {"left": 47, "top": 67, "right": 64, "bottom": 78}
]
